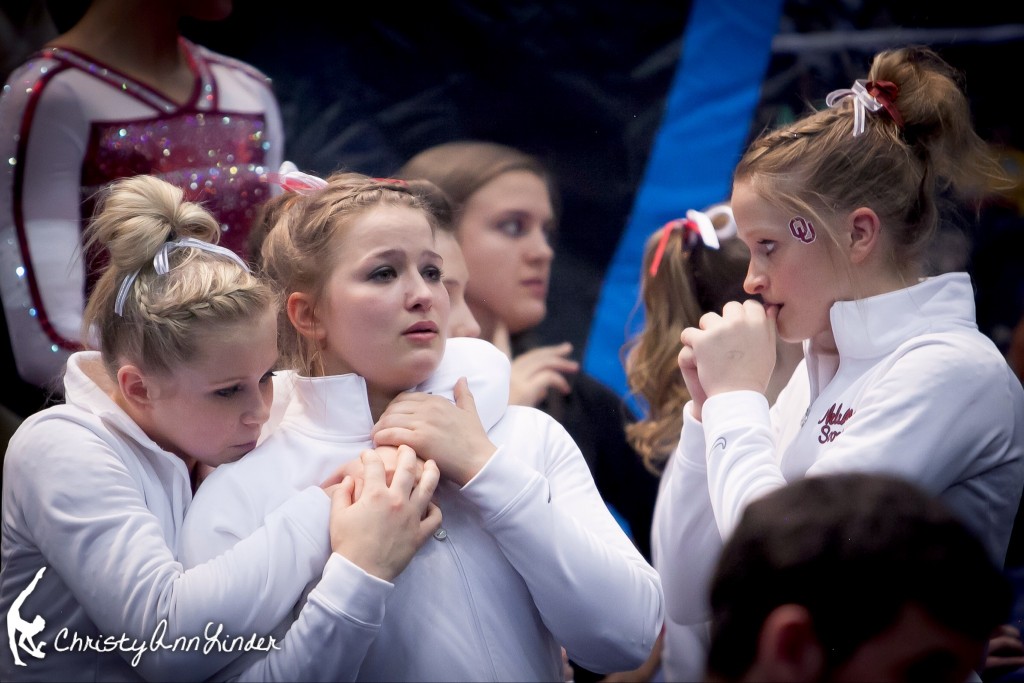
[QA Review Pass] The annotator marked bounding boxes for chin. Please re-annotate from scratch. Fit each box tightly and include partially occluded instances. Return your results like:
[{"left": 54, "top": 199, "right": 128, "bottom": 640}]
[
  {"left": 401, "top": 353, "right": 444, "bottom": 386},
  {"left": 508, "top": 307, "right": 547, "bottom": 335}
]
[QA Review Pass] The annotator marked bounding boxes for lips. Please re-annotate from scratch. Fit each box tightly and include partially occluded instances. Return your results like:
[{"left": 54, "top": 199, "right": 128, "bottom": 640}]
[
  {"left": 521, "top": 278, "right": 548, "bottom": 298},
  {"left": 404, "top": 321, "right": 439, "bottom": 335}
]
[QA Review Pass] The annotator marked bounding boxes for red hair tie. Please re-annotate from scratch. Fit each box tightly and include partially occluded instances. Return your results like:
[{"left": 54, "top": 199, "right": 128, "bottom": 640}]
[
  {"left": 372, "top": 177, "right": 409, "bottom": 187},
  {"left": 865, "top": 80, "right": 904, "bottom": 129},
  {"left": 649, "top": 219, "right": 699, "bottom": 277}
]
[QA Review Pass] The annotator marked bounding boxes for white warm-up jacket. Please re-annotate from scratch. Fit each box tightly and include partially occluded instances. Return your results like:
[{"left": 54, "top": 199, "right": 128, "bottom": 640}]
[
  {"left": 654, "top": 272, "right": 1024, "bottom": 633},
  {"left": 181, "top": 340, "right": 664, "bottom": 681}
]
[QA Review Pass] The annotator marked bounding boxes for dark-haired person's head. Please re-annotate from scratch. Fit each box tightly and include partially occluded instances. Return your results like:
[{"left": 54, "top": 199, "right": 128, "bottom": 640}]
[{"left": 706, "top": 472, "right": 1011, "bottom": 683}]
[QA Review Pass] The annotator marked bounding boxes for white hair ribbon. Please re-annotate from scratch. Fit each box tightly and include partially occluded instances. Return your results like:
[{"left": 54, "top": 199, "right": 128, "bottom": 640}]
[
  {"left": 113, "top": 238, "right": 250, "bottom": 316},
  {"left": 704, "top": 204, "right": 737, "bottom": 241},
  {"left": 825, "top": 79, "right": 884, "bottom": 138}
]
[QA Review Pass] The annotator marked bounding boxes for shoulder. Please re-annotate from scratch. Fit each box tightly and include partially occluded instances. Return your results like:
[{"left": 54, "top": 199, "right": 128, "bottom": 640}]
[
  {"left": 494, "top": 404, "right": 574, "bottom": 439},
  {"left": 888, "top": 328, "right": 1015, "bottom": 390},
  {"left": 201, "top": 437, "right": 286, "bottom": 491},
  {"left": 3, "top": 49, "right": 64, "bottom": 86},
  {"left": 1, "top": 50, "right": 78, "bottom": 116},
  {"left": 8, "top": 403, "right": 111, "bottom": 459},
  {"left": 3, "top": 405, "right": 140, "bottom": 501},
  {"left": 445, "top": 336, "right": 511, "bottom": 368},
  {"left": 189, "top": 41, "right": 274, "bottom": 87}
]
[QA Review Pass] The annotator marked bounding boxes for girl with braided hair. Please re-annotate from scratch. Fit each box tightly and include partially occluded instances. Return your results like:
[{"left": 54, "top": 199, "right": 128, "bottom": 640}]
[
  {"left": 180, "top": 170, "right": 664, "bottom": 681},
  {"left": 621, "top": 204, "right": 801, "bottom": 682},
  {"left": 0, "top": 174, "right": 441, "bottom": 681},
  {"left": 656, "top": 46, "right": 1024, "bottom": 679}
]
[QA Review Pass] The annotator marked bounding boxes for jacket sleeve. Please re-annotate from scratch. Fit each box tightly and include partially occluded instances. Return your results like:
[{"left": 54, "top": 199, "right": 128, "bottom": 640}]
[
  {"left": 458, "top": 410, "right": 664, "bottom": 673},
  {"left": 5, "top": 415, "right": 333, "bottom": 682},
  {"left": 215, "top": 555, "right": 392, "bottom": 683},
  {"left": 180, "top": 458, "right": 391, "bottom": 682},
  {"left": 650, "top": 403, "right": 727, "bottom": 626}
]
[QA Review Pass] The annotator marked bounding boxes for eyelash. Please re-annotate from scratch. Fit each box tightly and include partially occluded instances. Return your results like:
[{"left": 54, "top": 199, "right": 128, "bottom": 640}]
[
  {"left": 370, "top": 267, "right": 397, "bottom": 282},
  {"left": 370, "top": 265, "right": 443, "bottom": 283},
  {"left": 214, "top": 371, "right": 275, "bottom": 398},
  {"left": 498, "top": 219, "right": 525, "bottom": 237},
  {"left": 758, "top": 240, "right": 776, "bottom": 255},
  {"left": 496, "top": 219, "right": 556, "bottom": 243}
]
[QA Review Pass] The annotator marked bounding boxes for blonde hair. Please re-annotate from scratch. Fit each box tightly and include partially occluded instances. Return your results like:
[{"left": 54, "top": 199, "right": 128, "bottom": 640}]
[
  {"left": 735, "top": 46, "right": 1011, "bottom": 276},
  {"left": 259, "top": 172, "right": 439, "bottom": 376},
  {"left": 82, "top": 175, "right": 279, "bottom": 378},
  {"left": 623, "top": 215, "right": 750, "bottom": 474}
]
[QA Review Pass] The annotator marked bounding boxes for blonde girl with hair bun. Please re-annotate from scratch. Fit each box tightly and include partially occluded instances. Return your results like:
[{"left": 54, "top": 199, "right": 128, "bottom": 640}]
[{"left": 0, "top": 174, "right": 441, "bottom": 682}]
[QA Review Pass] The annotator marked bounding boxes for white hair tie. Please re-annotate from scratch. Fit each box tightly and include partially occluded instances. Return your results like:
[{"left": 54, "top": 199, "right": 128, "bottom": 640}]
[
  {"left": 825, "top": 79, "right": 904, "bottom": 138},
  {"left": 113, "top": 238, "right": 249, "bottom": 316}
]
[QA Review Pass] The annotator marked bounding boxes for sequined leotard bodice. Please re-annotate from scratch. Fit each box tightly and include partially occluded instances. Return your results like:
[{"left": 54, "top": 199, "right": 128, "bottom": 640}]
[{"left": 0, "top": 39, "right": 283, "bottom": 387}]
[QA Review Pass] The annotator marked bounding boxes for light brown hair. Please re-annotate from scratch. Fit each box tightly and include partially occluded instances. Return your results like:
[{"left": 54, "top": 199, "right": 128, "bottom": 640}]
[
  {"left": 735, "top": 46, "right": 1011, "bottom": 278},
  {"left": 623, "top": 211, "right": 750, "bottom": 474},
  {"left": 395, "top": 140, "right": 561, "bottom": 233}
]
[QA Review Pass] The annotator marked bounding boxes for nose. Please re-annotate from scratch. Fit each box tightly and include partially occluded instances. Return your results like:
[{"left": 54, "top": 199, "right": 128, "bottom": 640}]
[
  {"left": 744, "top": 259, "right": 766, "bottom": 295},
  {"left": 524, "top": 226, "right": 554, "bottom": 264},
  {"left": 406, "top": 274, "right": 436, "bottom": 311},
  {"left": 243, "top": 382, "right": 273, "bottom": 427}
]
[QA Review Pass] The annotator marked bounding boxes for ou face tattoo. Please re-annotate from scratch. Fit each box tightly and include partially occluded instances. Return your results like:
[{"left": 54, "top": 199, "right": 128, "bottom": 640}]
[{"left": 788, "top": 216, "right": 816, "bottom": 244}]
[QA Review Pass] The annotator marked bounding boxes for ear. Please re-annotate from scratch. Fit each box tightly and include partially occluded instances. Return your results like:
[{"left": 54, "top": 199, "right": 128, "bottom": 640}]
[
  {"left": 287, "top": 291, "right": 326, "bottom": 343},
  {"left": 117, "top": 364, "right": 154, "bottom": 409},
  {"left": 846, "top": 207, "right": 882, "bottom": 265},
  {"left": 749, "top": 604, "right": 826, "bottom": 682}
]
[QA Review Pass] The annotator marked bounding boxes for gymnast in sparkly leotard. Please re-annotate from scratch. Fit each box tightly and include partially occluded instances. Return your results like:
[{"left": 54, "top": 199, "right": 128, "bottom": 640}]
[{"left": 0, "top": 1, "right": 284, "bottom": 394}]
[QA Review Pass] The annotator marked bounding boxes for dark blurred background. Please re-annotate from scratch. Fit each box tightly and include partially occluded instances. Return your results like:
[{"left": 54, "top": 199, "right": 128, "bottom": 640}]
[{"left": 4, "top": 0, "right": 1023, "bottom": 401}]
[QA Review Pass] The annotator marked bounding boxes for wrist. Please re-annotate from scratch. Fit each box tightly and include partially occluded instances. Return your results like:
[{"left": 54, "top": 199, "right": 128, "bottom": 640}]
[{"left": 457, "top": 442, "right": 498, "bottom": 486}]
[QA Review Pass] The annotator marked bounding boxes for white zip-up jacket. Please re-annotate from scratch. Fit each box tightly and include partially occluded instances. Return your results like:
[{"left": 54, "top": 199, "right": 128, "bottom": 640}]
[
  {"left": 0, "top": 337, "right": 509, "bottom": 682},
  {"left": 0, "top": 352, "right": 336, "bottom": 682},
  {"left": 180, "top": 347, "right": 665, "bottom": 681},
  {"left": 655, "top": 272, "right": 1024, "bottom": 628}
]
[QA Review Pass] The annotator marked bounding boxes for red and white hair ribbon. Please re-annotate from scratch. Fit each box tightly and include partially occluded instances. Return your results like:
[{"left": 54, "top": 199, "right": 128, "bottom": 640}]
[
  {"left": 648, "top": 205, "right": 734, "bottom": 277},
  {"left": 267, "top": 161, "right": 327, "bottom": 195}
]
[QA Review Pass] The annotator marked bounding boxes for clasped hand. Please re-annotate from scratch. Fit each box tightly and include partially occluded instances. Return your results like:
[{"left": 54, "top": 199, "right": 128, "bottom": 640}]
[
  {"left": 678, "top": 299, "right": 777, "bottom": 419},
  {"left": 323, "top": 376, "right": 497, "bottom": 493}
]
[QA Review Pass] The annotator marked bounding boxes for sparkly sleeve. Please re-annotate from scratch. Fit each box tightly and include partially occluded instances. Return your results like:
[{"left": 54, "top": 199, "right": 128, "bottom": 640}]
[{"left": 0, "top": 58, "right": 89, "bottom": 389}]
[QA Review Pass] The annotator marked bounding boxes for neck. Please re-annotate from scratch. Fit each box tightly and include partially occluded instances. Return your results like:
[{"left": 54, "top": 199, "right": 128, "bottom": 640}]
[
  {"left": 475, "top": 310, "right": 511, "bottom": 357},
  {"left": 366, "top": 386, "right": 397, "bottom": 423},
  {"left": 50, "top": 0, "right": 184, "bottom": 69},
  {"left": 110, "top": 387, "right": 197, "bottom": 473}
]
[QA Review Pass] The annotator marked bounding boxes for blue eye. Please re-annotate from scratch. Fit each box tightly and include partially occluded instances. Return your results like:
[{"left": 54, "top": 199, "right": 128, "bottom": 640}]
[
  {"left": 759, "top": 240, "right": 776, "bottom": 255},
  {"left": 423, "top": 265, "right": 443, "bottom": 282},
  {"left": 496, "top": 218, "right": 526, "bottom": 238},
  {"left": 215, "top": 385, "right": 241, "bottom": 398}
]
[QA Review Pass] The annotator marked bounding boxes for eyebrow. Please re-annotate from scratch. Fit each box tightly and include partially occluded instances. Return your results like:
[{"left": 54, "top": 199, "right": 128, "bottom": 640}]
[{"left": 367, "top": 248, "right": 441, "bottom": 261}]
